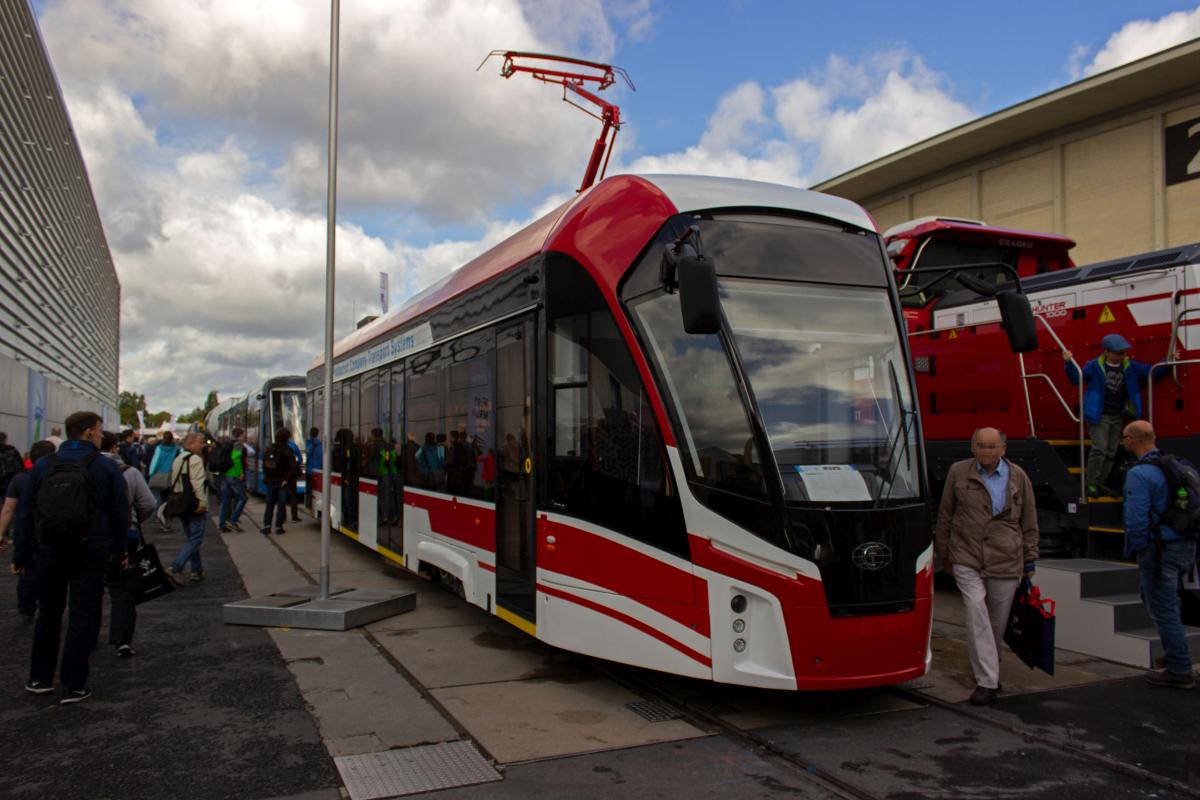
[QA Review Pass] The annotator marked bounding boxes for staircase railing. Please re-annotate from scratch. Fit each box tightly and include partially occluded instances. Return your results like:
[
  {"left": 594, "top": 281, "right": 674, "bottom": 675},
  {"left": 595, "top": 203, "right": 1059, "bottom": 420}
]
[
  {"left": 1147, "top": 291, "right": 1197, "bottom": 428},
  {"left": 908, "top": 314, "right": 1086, "bottom": 503},
  {"left": 1027, "top": 313, "right": 1086, "bottom": 504}
]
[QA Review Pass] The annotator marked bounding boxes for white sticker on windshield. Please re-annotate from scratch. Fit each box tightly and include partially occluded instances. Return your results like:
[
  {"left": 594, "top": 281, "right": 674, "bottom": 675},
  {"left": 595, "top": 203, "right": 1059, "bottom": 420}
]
[{"left": 794, "top": 465, "right": 872, "bottom": 502}]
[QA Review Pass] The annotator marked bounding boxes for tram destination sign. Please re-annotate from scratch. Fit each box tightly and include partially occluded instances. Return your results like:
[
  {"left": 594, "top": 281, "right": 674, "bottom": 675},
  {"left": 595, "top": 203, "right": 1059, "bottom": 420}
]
[
  {"left": 332, "top": 322, "right": 434, "bottom": 381},
  {"left": 1164, "top": 115, "right": 1200, "bottom": 186}
]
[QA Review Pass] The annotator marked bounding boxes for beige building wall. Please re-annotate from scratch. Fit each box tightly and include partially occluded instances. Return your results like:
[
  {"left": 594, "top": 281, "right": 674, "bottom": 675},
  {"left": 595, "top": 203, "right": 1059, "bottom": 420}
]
[{"left": 859, "top": 88, "right": 1200, "bottom": 265}]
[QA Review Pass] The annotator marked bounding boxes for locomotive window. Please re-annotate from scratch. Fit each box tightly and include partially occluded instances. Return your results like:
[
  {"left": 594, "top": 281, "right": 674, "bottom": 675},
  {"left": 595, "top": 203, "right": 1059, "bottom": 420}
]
[
  {"left": 546, "top": 256, "right": 686, "bottom": 558},
  {"left": 901, "top": 240, "right": 1019, "bottom": 307}
]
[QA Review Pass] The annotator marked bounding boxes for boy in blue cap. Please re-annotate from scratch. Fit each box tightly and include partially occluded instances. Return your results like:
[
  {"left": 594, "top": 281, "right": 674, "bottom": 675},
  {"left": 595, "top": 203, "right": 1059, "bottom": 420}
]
[{"left": 1064, "top": 334, "right": 1174, "bottom": 497}]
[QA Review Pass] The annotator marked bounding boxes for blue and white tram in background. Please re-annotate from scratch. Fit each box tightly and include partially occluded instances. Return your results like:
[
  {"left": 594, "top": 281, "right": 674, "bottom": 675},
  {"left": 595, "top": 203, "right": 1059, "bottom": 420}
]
[{"left": 204, "top": 375, "right": 308, "bottom": 496}]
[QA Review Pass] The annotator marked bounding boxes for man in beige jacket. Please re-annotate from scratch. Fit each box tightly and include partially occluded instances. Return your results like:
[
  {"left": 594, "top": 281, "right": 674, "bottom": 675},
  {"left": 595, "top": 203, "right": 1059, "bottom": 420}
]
[
  {"left": 934, "top": 427, "right": 1040, "bottom": 706},
  {"left": 166, "top": 432, "right": 209, "bottom": 584}
]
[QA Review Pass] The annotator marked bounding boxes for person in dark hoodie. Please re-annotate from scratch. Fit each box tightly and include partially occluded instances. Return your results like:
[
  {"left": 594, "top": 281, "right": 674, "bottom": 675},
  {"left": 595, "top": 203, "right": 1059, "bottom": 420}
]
[{"left": 11, "top": 411, "right": 129, "bottom": 704}]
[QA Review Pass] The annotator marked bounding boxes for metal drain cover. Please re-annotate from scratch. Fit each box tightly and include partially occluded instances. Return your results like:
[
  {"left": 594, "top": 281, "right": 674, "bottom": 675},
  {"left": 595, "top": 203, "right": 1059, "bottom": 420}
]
[
  {"left": 626, "top": 699, "right": 681, "bottom": 722},
  {"left": 335, "top": 740, "right": 500, "bottom": 799}
]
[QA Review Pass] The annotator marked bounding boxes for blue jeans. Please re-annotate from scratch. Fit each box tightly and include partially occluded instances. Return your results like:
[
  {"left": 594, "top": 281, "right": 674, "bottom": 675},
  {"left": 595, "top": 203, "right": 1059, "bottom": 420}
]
[
  {"left": 263, "top": 481, "right": 288, "bottom": 530},
  {"left": 219, "top": 476, "right": 247, "bottom": 528},
  {"left": 172, "top": 513, "right": 207, "bottom": 574},
  {"left": 1137, "top": 539, "right": 1198, "bottom": 674}
]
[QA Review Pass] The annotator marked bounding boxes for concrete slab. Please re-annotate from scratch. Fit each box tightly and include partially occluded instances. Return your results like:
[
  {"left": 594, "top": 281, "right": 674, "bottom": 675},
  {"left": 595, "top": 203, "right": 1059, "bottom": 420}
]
[
  {"left": 428, "top": 736, "right": 845, "bottom": 799},
  {"left": 921, "top": 630, "right": 1142, "bottom": 704},
  {"left": 224, "top": 586, "right": 417, "bottom": 630},
  {"left": 364, "top": 594, "right": 487, "bottom": 633},
  {"left": 374, "top": 619, "right": 587, "bottom": 689},
  {"left": 760, "top": 703, "right": 1194, "bottom": 800},
  {"left": 431, "top": 675, "right": 708, "bottom": 764},
  {"left": 269, "top": 628, "right": 460, "bottom": 754}
]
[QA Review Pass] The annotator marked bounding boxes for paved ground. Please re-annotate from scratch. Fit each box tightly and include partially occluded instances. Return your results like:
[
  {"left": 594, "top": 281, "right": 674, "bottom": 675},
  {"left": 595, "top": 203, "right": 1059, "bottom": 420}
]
[
  {"left": 2, "top": 496, "right": 1198, "bottom": 800},
  {"left": 0, "top": 515, "right": 340, "bottom": 800}
]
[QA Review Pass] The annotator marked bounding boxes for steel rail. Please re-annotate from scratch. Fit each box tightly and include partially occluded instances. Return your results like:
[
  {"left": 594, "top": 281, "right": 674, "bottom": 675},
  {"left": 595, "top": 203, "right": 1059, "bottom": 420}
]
[
  {"left": 889, "top": 684, "right": 1200, "bottom": 799},
  {"left": 583, "top": 657, "right": 887, "bottom": 800}
]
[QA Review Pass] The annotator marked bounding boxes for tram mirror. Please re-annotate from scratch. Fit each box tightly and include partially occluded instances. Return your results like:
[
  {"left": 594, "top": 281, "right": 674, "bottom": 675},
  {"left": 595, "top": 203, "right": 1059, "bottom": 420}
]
[
  {"left": 678, "top": 255, "right": 721, "bottom": 335},
  {"left": 996, "top": 291, "right": 1038, "bottom": 353}
]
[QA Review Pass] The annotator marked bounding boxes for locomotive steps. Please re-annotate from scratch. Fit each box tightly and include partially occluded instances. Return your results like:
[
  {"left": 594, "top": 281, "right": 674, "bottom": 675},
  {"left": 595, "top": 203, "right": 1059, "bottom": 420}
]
[{"left": 1036, "top": 559, "right": 1200, "bottom": 669}]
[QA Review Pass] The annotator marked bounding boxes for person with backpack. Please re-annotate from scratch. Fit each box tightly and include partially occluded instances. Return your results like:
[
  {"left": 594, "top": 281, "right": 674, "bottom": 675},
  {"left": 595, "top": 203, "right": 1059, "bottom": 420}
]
[
  {"left": 261, "top": 428, "right": 297, "bottom": 536},
  {"left": 100, "top": 431, "right": 157, "bottom": 657},
  {"left": 0, "top": 440, "right": 56, "bottom": 622},
  {"left": 305, "top": 427, "right": 322, "bottom": 512},
  {"left": 165, "top": 432, "right": 209, "bottom": 584},
  {"left": 1121, "top": 420, "right": 1197, "bottom": 689},
  {"left": 9, "top": 411, "right": 130, "bottom": 704},
  {"left": 0, "top": 431, "right": 26, "bottom": 497},
  {"left": 215, "top": 428, "right": 249, "bottom": 533},
  {"left": 286, "top": 435, "right": 303, "bottom": 523},
  {"left": 147, "top": 431, "right": 180, "bottom": 531}
]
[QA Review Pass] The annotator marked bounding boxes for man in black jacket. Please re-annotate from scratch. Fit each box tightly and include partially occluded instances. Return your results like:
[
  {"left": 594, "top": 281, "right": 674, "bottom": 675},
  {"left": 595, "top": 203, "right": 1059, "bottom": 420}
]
[{"left": 10, "top": 411, "right": 130, "bottom": 704}]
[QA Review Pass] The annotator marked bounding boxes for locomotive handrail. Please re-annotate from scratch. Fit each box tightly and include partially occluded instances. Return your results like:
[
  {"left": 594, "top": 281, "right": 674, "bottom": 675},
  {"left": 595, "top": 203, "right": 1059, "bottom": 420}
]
[
  {"left": 1018, "top": 370, "right": 1080, "bottom": 423},
  {"left": 908, "top": 311, "right": 1087, "bottom": 503},
  {"left": 1029, "top": 313, "right": 1086, "bottom": 503},
  {"left": 1166, "top": 289, "right": 1200, "bottom": 382},
  {"left": 1147, "top": 357, "right": 1199, "bottom": 428}
]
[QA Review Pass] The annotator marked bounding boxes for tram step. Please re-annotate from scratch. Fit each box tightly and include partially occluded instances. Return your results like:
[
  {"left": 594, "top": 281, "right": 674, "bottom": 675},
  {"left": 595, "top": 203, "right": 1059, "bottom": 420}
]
[
  {"left": 1074, "top": 561, "right": 1142, "bottom": 598},
  {"left": 1085, "top": 593, "right": 1153, "bottom": 631},
  {"left": 1116, "top": 626, "right": 1200, "bottom": 667}
]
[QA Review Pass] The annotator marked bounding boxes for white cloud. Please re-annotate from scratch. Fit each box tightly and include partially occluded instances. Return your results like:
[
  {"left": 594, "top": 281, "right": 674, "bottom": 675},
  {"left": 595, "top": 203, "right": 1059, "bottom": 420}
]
[
  {"left": 624, "top": 51, "right": 972, "bottom": 187},
  {"left": 1076, "top": 5, "right": 1200, "bottom": 77},
  {"left": 35, "top": 0, "right": 650, "bottom": 414}
]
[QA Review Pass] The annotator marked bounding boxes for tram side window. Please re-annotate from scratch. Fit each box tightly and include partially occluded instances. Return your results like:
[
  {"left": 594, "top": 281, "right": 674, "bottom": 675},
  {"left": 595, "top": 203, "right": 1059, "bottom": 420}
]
[
  {"left": 247, "top": 405, "right": 261, "bottom": 452},
  {"left": 547, "top": 257, "right": 686, "bottom": 557},
  {"left": 361, "top": 370, "right": 381, "bottom": 478},
  {"left": 330, "top": 385, "right": 343, "bottom": 471},
  {"left": 444, "top": 331, "right": 495, "bottom": 501},
  {"left": 407, "top": 349, "right": 447, "bottom": 492},
  {"left": 390, "top": 366, "right": 407, "bottom": 484}
]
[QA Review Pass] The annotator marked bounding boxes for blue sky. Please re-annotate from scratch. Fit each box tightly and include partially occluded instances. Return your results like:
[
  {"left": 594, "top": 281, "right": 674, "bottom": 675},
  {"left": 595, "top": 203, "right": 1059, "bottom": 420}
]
[{"left": 31, "top": 0, "right": 1200, "bottom": 411}]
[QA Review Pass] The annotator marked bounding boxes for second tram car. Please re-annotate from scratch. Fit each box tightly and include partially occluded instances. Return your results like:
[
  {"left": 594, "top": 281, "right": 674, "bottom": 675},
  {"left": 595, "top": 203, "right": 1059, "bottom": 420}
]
[
  {"left": 206, "top": 376, "right": 307, "bottom": 495},
  {"left": 307, "top": 174, "right": 940, "bottom": 690}
]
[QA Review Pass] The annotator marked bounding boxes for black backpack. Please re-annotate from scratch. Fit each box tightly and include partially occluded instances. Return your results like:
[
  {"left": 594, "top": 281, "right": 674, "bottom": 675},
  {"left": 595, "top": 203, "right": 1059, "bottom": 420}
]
[
  {"left": 35, "top": 453, "right": 99, "bottom": 547},
  {"left": 208, "top": 441, "right": 234, "bottom": 473},
  {"left": 1145, "top": 452, "right": 1200, "bottom": 540},
  {"left": 0, "top": 445, "right": 23, "bottom": 491}
]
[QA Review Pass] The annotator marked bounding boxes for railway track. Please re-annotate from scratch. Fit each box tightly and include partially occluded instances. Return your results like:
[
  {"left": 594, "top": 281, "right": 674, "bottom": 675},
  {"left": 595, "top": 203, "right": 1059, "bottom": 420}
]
[{"left": 589, "top": 656, "right": 1200, "bottom": 800}]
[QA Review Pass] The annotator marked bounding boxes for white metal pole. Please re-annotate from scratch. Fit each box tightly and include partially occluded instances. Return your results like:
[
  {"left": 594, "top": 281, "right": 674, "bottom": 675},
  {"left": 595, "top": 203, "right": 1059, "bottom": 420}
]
[{"left": 319, "top": 0, "right": 340, "bottom": 600}]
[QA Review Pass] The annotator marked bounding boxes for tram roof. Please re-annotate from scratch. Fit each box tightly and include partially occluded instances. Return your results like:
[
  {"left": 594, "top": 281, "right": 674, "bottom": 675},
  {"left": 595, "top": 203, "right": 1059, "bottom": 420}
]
[{"left": 309, "top": 173, "right": 874, "bottom": 372}]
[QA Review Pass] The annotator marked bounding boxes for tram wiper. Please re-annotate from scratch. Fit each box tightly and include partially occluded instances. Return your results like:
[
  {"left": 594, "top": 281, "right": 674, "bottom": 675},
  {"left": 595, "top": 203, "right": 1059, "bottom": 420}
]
[{"left": 875, "top": 360, "right": 913, "bottom": 507}]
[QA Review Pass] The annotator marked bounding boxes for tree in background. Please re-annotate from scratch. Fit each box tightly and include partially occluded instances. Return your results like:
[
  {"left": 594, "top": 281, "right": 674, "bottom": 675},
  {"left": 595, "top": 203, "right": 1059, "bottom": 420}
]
[
  {"left": 118, "top": 391, "right": 147, "bottom": 427},
  {"left": 176, "top": 390, "right": 220, "bottom": 424}
]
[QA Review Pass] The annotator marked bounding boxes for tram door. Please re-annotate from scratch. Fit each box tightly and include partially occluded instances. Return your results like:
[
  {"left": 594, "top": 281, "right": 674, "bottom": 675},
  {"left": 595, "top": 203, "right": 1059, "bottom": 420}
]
[{"left": 495, "top": 317, "right": 536, "bottom": 623}]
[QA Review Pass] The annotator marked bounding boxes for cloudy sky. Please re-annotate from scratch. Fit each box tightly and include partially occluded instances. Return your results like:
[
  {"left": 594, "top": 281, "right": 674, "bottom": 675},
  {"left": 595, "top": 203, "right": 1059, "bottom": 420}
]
[{"left": 31, "top": 0, "right": 1200, "bottom": 414}]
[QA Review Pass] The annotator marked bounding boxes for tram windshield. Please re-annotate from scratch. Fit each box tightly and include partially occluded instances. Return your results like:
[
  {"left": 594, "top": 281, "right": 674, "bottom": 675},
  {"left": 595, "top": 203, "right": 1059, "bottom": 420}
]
[
  {"left": 720, "top": 279, "right": 917, "bottom": 503},
  {"left": 272, "top": 390, "right": 306, "bottom": 464},
  {"left": 630, "top": 217, "right": 919, "bottom": 506}
]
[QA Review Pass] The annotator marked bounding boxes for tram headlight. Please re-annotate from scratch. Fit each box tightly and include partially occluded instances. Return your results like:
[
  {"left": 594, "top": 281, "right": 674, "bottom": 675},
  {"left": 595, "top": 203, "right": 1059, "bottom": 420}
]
[
  {"left": 732, "top": 619, "right": 745, "bottom": 633},
  {"left": 733, "top": 638, "right": 746, "bottom": 653},
  {"left": 730, "top": 594, "right": 747, "bottom": 613}
]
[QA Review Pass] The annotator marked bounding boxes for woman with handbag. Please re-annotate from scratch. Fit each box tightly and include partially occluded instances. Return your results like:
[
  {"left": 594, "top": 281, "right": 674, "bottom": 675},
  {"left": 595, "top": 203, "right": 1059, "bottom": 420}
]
[
  {"left": 165, "top": 433, "right": 209, "bottom": 584},
  {"left": 146, "top": 431, "right": 180, "bottom": 531}
]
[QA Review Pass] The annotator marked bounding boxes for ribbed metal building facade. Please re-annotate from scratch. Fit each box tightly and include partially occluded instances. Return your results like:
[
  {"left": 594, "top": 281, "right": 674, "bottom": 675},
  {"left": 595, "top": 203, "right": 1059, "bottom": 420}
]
[{"left": 0, "top": 0, "right": 119, "bottom": 450}]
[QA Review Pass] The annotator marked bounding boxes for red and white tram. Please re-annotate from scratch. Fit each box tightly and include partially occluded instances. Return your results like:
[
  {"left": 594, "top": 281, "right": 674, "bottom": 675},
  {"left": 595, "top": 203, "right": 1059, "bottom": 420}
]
[{"left": 306, "top": 174, "right": 936, "bottom": 690}]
